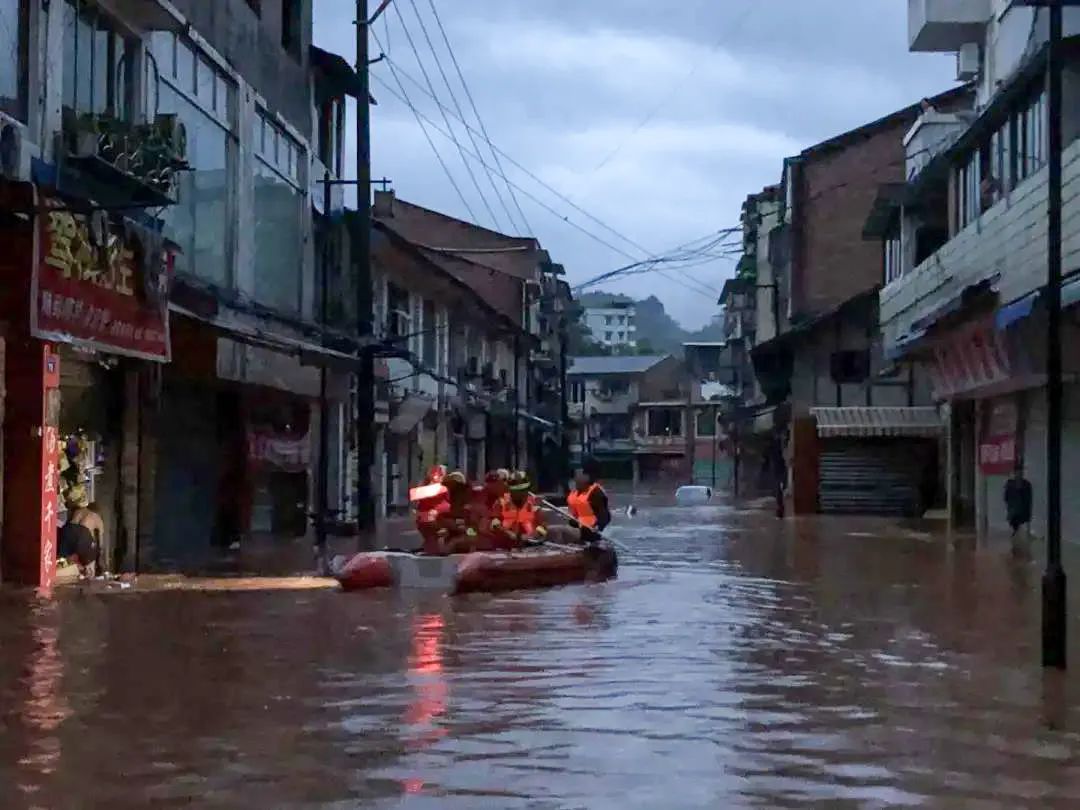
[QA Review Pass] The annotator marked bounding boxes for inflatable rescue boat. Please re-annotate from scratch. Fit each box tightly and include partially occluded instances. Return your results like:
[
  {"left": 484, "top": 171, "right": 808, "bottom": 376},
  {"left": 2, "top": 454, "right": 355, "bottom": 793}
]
[{"left": 333, "top": 543, "right": 618, "bottom": 595}]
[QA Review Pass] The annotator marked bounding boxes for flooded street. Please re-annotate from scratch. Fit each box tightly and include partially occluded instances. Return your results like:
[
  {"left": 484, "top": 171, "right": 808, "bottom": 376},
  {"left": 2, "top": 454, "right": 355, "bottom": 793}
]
[{"left": 4, "top": 503, "right": 1080, "bottom": 808}]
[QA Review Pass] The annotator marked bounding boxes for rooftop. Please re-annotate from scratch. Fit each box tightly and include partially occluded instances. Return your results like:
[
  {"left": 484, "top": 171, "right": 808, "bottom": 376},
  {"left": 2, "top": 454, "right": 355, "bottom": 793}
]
[{"left": 568, "top": 355, "right": 670, "bottom": 377}]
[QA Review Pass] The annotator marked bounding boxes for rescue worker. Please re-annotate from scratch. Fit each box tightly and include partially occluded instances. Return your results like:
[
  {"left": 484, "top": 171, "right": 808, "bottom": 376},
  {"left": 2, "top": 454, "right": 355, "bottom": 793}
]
[
  {"left": 549, "top": 459, "right": 611, "bottom": 545},
  {"left": 412, "top": 465, "right": 450, "bottom": 555},
  {"left": 491, "top": 471, "right": 547, "bottom": 549},
  {"left": 438, "top": 472, "right": 482, "bottom": 554}
]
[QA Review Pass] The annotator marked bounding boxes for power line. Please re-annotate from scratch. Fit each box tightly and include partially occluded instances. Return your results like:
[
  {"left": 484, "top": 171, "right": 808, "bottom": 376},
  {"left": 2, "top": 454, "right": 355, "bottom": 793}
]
[
  {"left": 372, "top": 73, "right": 651, "bottom": 262},
  {"left": 379, "top": 34, "right": 480, "bottom": 223},
  {"left": 427, "top": 0, "right": 533, "bottom": 235},
  {"left": 373, "top": 50, "right": 709, "bottom": 265},
  {"left": 391, "top": 0, "right": 501, "bottom": 230},
  {"left": 404, "top": 0, "right": 519, "bottom": 233}
]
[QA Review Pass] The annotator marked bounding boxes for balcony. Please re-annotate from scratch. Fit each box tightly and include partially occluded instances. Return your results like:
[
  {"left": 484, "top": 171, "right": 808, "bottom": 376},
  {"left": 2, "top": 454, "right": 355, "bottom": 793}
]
[
  {"left": 880, "top": 138, "right": 1080, "bottom": 355},
  {"left": 909, "top": 0, "right": 990, "bottom": 53},
  {"left": 634, "top": 434, "right": 687, "bottom": 455}
]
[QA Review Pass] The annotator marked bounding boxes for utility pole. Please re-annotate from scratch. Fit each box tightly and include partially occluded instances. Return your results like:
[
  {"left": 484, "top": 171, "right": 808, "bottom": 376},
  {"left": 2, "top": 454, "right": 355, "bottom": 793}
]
[
  {"left": 1043, "top": 0, "right": 1066, "bottom": 670},
  {"left": 354, "top": 0, "right": 376, "bottom": 540},
  {"left": 315, "top": 172, "right": 332, "bottom": 570}
]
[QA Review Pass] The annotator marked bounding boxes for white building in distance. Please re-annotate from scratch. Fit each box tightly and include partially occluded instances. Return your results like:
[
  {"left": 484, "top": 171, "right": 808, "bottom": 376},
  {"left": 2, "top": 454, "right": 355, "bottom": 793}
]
[{"left": 583, "top": 302, "right": 637, "bottom": 349}]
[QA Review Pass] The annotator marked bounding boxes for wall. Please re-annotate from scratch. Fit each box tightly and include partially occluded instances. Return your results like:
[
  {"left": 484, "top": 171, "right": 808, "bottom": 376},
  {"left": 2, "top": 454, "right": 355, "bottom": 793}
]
[
  {"left": 795, "top": 117, "right": 913, "bottom": 317},
  {"left": 169, "top": 0, "right": 313, "bottom": 136},
  {"left": 881, "top": 140, "right": 1080, "bottom": 353}
]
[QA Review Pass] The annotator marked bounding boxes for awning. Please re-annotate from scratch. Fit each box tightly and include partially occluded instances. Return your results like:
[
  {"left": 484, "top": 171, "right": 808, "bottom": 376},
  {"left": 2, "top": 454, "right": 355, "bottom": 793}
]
[
  {"left": 885, "top": 327, "right": 929, "bottom": 362},
  {"left": 811, "top": 406, "right": 944, "bottom": 438},
  {"left": 911, "top": 275, "right": 999, "bottom": 334},
  {"left": 388, "top": 393, "right": 433, "bottom": 435},
  {"left": 995, "top": 290, "right": 1039, "bottom": 331}
]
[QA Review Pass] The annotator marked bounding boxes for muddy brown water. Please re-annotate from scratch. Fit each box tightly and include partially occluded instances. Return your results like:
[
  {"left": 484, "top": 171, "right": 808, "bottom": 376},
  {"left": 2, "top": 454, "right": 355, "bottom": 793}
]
[{"left": 4, "top": 504, "right": 1080, "bottom": 808}]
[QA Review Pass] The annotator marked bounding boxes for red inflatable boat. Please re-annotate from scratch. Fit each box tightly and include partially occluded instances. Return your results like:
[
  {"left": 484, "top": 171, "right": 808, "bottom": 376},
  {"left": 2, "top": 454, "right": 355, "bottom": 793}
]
[{"left": 334, "top": 543, "right": 618, "bottom": 594}]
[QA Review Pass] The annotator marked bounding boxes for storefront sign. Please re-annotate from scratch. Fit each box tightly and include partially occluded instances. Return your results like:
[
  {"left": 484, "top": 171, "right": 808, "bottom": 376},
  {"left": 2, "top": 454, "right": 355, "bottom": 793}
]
[
  {"left": 979, "top": 399, "right": 1018, "bottom": 475},
  {"left": 39, "top": 346, "right": 61, "bottom": 590},
  {"left": 248, "top": 429, "right": 310, "bottom": 472},
  {"left": 32, "top": 199, "right": 173, "bottom": 361}
]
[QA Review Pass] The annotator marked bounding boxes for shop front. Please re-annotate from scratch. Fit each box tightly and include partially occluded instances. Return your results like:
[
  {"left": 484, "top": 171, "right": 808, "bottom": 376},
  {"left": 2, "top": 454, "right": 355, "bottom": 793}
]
[{"left": 0, "top": 182, "right": 174, "bottom": 587}]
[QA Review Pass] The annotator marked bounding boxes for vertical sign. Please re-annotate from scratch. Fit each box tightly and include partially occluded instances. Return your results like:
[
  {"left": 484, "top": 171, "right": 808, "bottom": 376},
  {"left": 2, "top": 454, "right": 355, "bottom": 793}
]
[{"left": 39, "top": 346, "right": 60, "bottom": 589}]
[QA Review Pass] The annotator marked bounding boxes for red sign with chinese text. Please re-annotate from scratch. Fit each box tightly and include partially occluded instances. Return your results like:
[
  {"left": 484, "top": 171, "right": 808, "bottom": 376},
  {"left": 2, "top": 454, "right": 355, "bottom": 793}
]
[
  {"left": 979, "top": 399, "right": 1018, "bottom": 475},
  {"left": 247, "top": 429, "right": 311, "bottom": 473},
  {"left": 32, "top": 200, "right": 172, "bottom": 361},
  {"left": 39, "top": 346, "right": 61, "bottom": 590}
]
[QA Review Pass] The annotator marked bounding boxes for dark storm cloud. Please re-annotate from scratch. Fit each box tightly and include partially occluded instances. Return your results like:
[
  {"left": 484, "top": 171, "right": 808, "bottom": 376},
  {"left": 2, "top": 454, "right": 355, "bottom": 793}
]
[{"left": 315, "top": 0, "right": 954, "bottom": 327}]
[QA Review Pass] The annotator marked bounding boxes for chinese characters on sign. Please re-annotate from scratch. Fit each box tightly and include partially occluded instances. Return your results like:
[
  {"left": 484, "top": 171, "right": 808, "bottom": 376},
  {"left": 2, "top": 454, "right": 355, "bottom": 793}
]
[
  {"left": 930, "top": 321, "right": 1011, "bottom": 400},
  {"left": 33, "top": 200, "right": 172, "bottom": 361}
]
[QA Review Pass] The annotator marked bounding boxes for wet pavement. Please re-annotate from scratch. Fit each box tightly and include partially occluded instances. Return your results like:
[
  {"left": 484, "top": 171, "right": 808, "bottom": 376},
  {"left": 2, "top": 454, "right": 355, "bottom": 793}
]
[{"left": 4, "top": 502, "right": 1080, "bottom": 808}]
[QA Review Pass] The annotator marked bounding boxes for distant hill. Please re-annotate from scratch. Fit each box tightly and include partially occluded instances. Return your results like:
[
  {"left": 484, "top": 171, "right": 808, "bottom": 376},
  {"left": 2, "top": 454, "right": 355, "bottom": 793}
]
[{"left": 575, "top": 291, "right": 725, "bottom": 355}]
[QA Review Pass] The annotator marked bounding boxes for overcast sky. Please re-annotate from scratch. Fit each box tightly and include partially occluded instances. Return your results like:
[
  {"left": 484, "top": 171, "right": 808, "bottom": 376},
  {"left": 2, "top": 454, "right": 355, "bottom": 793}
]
[{"left": 314, "top": 0, "right": 955, "bottom": 329}]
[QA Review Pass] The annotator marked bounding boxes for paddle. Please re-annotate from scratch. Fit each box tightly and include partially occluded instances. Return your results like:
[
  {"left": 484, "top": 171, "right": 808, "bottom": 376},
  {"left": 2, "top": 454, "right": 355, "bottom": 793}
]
[{"left": 534, "top": 496, "right": 634, "bottom": 557}]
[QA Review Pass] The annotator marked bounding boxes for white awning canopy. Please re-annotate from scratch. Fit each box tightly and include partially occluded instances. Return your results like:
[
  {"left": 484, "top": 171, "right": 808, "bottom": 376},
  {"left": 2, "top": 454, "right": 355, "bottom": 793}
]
[{"left": 811, "top": 407, "right": 944, "bottom": 438}]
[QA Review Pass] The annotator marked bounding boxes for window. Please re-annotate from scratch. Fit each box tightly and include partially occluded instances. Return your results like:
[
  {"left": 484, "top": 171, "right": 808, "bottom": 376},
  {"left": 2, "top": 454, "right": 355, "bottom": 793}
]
[
  {"left": 254, "top": 109, "right": 305, "bottom": 313},
  {"left": 570, "top": 381, "right": 585, "bottom": 403},
  {"left": 152, "top": 34, "right": 236, "bottom": 287},
  {"left": 422, "top": 300, "right": 437, "bottom": 368},
  {"left": 830, "top": 350, "right": 870, "bottom": 384},
  {"left": 696, "top": 410, "right": 718, "bottom": 437},
  {"left": 884, "top": 236, "right": 903, "bottom": 284},
  {"left": 647, "top": 409, "right": 682, "bottom": 437},
  {"left": 1, "top": 0, "right": 29, "bottom": 121},
  {"left": 387, "top": 282, "right": 409, "bottom": 337},
  {"left": 954, "top": 150, "right": 980, "bottom": 232},
  {"left": 62, "top": 0, "right": 132, "bottom": 119},
  {"left": 282, "top": 0, "right": 302, "bottom": 58},
  {"left": 605, "top": 315, "right": 613, "bottom": 325},
  {"left": 605, "top": 331, "right": 613, "bottom": 341}
]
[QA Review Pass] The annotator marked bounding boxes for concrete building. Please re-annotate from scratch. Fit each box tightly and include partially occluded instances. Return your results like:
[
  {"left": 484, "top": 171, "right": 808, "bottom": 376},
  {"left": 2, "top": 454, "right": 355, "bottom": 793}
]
[
  {"left": 371, "top": 190, "right": 571, "bottom": 509},
  {"left": 567, "top": 354, "right": 689, "bottom": 484},
  {"left": 876, "top": 1, "right": 1080, "bottom": 538},
  {"left": 743, "top": 88, "right": 971, "bottom": 517},
  {"left": 0, "top": 0, "right": 365, "bottom": 584},
  {"left": 582, "top": 301, "right": 637, "bottom": 350}
]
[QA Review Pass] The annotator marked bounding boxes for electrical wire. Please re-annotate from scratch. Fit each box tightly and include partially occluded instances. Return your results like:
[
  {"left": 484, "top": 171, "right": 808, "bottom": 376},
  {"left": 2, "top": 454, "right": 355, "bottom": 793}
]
[
  {"left": 427, "top": 0, "right": 533, "bottom": 236},
  {"left": 379, "top": 29, "right": 480, "bottom": 224},
  {"left": 392, "top": 0, "right": 501, "bottom": 230},
  {"left": 372, "top": 49, "right": 724, "bottom": 267}
]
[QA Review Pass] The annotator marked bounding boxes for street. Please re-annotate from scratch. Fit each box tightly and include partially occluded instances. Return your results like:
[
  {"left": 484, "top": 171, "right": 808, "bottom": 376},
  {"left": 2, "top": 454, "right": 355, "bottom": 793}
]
[{"left": 4, "top": 503, "right": 1080, "bottom": 809}]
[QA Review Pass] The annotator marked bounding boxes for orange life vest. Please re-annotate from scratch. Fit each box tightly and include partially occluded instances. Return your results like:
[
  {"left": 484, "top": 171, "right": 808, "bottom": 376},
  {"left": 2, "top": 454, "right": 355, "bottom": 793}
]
[
  {"left": 501, "top": 495, "right": 540, "bottom": 537},
  {"left": 567, "top": 483, "right": 602, "bottom": 529}
]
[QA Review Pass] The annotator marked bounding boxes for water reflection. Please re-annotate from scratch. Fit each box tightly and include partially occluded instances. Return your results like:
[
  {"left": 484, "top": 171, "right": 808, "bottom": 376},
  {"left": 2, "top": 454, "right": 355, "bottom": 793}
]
[{"left": 3, "top": 505, "right": 1080, "bottom": 807}]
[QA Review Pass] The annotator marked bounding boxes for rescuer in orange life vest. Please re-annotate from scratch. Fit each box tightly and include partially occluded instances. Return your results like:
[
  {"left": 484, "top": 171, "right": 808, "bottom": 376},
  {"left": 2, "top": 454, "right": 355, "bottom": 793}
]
[
  {"left": 548, "top": 458, "right": 611, "bottom": 545},
  {"left": 437, "top": 471, "right": 482, "bottom": 554},
  {"left": 490, "top": 471, "right": 547, "bottom": 549}
]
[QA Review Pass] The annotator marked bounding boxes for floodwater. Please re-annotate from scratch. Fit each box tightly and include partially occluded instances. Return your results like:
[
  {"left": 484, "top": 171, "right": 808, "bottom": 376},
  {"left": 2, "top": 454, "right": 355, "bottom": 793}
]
[{"left": 4, "top": 504, "right": 1080, "bottom": 809}]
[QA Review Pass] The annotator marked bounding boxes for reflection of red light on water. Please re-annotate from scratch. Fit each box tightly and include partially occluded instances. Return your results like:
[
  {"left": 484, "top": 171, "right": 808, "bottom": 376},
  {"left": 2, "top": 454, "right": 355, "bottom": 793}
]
[
  {"left": 402, "top": 778, "right": 425, "bottom": 795},
  {"left": 404, "top": 614, "right": 448, "bottom": 749},
  {"left": 409, "top": 614, "right": 444, "bottom": 674}
]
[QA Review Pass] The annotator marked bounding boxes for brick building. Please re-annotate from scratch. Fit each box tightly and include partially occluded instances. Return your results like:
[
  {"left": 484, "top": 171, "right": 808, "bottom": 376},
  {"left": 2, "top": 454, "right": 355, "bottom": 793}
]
[{"left": 747, "top": 87, "right": 972, "bottom": 516}]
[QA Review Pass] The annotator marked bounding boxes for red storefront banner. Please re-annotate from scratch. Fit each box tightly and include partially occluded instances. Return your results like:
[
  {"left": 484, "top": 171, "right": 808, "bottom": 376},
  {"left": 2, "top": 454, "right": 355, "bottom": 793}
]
[
  {"left": 979, "top": 399, "right": 1018, "bottom": 475},
  {"left": 247, "top": 429, "right": 311, "bottom": 473},
  {"left": 32, "top": 197, "right": 173, "bottom": 361}
]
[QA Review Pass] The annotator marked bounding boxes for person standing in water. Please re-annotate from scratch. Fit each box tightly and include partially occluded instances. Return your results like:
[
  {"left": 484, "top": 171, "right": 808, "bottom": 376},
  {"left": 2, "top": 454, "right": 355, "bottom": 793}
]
[{"left": 58, "top": 489, "right": 104, "bottom": 578}]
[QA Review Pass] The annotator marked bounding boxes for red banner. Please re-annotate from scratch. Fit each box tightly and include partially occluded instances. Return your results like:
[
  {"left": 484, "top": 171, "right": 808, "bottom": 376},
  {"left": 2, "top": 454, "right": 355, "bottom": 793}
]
[
  {"left": 247, "top": 429, "right": 311, "bottom": 472},
  {"left": 979, "top": 399, "right": 1018, "bottom": 475},
  {"left": 32, "top": 198, "right": 173, "bottom": 361}
]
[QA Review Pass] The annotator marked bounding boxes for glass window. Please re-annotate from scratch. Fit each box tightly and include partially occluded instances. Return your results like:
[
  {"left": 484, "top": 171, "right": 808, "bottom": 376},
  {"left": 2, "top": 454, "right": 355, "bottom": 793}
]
[
  {"left": 157, "top": 85, "right": 231, "bottom": 286},
  {"left": 1, "top": 0, "right": 29, "bottom": 120},
  {"left": 254, "top": 113, "right": 304, "bottom": 314},
  {"left": 422, "top": 300, "right": 437, "bottom": 367},
  {"left": 176, "top": 38, "right": 195, "bottom": 94},
  {"left": 61, "top": 1, "right": 132, "bottom": 118},
  {"left": 196, "top": 55, "right": 215, "bottom": 109}
]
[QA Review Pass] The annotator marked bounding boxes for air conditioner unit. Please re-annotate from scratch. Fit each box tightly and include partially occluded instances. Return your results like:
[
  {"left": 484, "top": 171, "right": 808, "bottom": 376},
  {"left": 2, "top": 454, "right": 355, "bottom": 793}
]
[
  {"left": 957, "top": 43, "right": 980, "bottom": 82},
  {"left": 0, "top": 115, "right": 29, "bottom": 181}
]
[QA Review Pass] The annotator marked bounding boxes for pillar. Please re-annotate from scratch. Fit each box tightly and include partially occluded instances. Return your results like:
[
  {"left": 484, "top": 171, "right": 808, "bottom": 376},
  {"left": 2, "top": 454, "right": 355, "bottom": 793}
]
[
  {"left": 2, "top": 341, "right": 60, "bottom": 588},
  {"left": 791, "top": 416, "right": 820, "bottom": 516}
]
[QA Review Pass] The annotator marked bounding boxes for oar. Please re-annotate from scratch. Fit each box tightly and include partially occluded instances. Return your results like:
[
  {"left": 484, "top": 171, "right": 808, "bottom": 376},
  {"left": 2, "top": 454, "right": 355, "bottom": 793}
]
[{"left": 535, "top": 496, "right": 635, "bottom": 557}]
